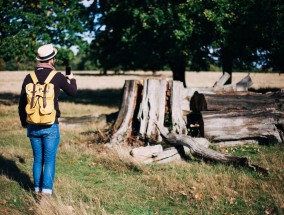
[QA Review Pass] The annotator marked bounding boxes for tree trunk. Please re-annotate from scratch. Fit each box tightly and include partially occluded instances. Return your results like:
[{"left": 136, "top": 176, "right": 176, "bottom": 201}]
[
  {"left": 221, "top": 47, "right": 233, "bottom": 85},
  {"left": 170, "top": 57, "right": 187, "bottom": 87},
  {"left": 111, "top": 80, "right": 140, "bottom": 144},
  {"left": 110, "top": 79, "right": 187, "bottom": 145},
  {"left": 137, "top": 79, "right": 167, "bottom": 141}
]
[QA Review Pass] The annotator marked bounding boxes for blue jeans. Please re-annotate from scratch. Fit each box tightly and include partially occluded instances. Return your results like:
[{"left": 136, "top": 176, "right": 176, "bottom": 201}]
[{"left": 27, "top": 123, "right": 60, "bottom": 195}]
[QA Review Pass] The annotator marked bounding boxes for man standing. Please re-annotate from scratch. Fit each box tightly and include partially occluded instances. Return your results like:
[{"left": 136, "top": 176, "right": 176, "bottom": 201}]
[{"left": 18, "top": 44, "right": 77, "bottom": 196}]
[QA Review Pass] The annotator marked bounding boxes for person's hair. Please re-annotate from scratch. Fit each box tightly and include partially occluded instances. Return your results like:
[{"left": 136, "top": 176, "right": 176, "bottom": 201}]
[{"left": 40, "top": 58, "right": 54, "bottom": 63}]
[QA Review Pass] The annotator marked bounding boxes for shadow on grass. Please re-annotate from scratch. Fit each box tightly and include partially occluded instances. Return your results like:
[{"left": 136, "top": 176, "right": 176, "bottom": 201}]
[
  {"left": 60, "top": 89, "right": 122, "bottom": 107},
  {"left": 0, "top": 93, "right": 20, "bottom": 106},
  {"left": 0, "top": 155, "right": 33, "bottom": 192},
  {"left": 0, "top": 88, "right": 123, "bottom": 107},
  {"left": 2, "top": 87, "right": 281, "bottom": 107}
]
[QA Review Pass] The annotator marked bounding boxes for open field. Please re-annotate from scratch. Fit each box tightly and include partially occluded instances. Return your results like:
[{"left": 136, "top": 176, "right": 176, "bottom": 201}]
[
  {"left": 0, "top": 71, "right": 284, "bottom": 214},
  {"left": 1, "top": 71, "right": 284, "bottom": 94}
]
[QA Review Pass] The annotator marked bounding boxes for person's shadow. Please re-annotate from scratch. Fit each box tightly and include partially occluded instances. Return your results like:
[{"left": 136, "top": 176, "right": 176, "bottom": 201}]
[{"left": 0, "top": 155, "right": 33, "bottom": 192}]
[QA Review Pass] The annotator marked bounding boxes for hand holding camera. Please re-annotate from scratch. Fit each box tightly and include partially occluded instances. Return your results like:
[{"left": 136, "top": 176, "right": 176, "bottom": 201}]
[{"left": 65, "top": 66, "right": 74, "bottom": 80}]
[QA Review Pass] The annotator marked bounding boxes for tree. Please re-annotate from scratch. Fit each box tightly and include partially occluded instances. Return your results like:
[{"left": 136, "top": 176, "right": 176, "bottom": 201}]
[
  {"left": 88, "top": 0, "right": 283, "bottom": 85},
  {"left": 0, "top": 0, "right": 89, "bottom": 69},
  {"left": 205, "top": 0, "right": 284, "bottom": 83},
  {"left": 88, "top": 0, "right": 214, "bottom": 87},
  {"left": 260, "top": 0, "right": 284, "bottom": 73}
]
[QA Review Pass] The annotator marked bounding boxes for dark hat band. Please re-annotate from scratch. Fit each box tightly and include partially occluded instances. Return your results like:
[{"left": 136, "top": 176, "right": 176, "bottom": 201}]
[{"left": 37, "top": 50, "right": 56, "bottom": 60}]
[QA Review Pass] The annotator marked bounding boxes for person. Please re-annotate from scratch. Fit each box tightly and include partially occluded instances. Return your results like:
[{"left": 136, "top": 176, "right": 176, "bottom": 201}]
[{"left": 18, "top": 44, "right": 77, "bottom": 195}]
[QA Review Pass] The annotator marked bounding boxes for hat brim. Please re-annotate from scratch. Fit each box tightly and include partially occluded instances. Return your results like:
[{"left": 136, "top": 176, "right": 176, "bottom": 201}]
[{"left": 36, "top": 48, "right": 58, "bottom": 61}]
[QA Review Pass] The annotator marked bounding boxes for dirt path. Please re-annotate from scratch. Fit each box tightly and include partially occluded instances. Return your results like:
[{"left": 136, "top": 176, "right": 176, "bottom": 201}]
[{"left": 1, "top": 71, "right": 283, "bottom": 94}]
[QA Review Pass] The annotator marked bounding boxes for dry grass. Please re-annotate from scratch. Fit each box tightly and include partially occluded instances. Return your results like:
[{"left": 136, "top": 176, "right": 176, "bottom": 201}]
[
  {"left": 1, "top": 71, "right": 283, "bottom": 94},
  {"left": 1, "top": 70, "right": 284, "bottom": 214}
]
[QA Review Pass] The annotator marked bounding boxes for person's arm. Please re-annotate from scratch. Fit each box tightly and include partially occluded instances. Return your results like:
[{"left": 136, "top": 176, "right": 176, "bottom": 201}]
[
  {"left": 18, "top": 78, "right": 28, "bottom": 128},
  {"left": 58, "top": 73, "right": 77, "bottom": 97}
]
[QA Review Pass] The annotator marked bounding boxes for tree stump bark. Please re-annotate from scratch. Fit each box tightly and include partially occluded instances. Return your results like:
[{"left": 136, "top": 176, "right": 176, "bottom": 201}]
[
  {"left": 137, "top": 79, "right": 167, "bottom": 141},
  {"left": 111, "top": 80, "right": 140, "bottom": 144},
  {"left": 110, "top": 79, "right": 187, "bottom": 145}
]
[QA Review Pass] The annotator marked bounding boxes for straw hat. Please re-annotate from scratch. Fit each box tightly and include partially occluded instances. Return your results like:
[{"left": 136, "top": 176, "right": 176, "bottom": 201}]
[{"left": 36, "top": 44, "right": 58, "bottom": 61}]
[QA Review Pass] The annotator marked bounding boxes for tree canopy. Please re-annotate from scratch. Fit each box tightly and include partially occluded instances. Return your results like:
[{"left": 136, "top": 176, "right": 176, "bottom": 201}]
[
  {"left": 0, "top": 0, "right": 283, "bottom": 85},
  {"left": 87, "top": 0, "right": 283, "bottom": 86},
  {"left": 0, "top": 0, "right": 88, "bottom": 70},
  {"left": 89, "top": 0, "right": 215, "bottom": 86}
]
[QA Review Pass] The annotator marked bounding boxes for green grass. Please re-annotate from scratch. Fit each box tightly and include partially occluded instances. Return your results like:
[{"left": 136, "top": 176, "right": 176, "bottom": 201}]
[{"left": 0, "top": 102, "right": 284, "bottom": 215}]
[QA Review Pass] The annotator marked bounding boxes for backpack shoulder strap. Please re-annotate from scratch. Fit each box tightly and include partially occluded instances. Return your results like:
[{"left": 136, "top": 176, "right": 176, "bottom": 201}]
[
  {"left": 29, "top": 72, "right": 38, "bottom": 84},
  {"left": 44, "top": 70, "right": 57, "bottom": 84}
]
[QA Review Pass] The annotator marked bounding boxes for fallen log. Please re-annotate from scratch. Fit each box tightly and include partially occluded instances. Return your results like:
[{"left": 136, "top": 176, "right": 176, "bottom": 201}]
[
  {"left": 202, "top": 92, "right": 284, "bottom": 112},
  {"left": 156, "top": 124, "right": 269, "bottom": 175},
  {"left": 187, "top": 91, "right": 284, "bottom": 145},
  {"left": 130, "top": 145, "right": 181, "bottom": 164},
  {"left": 202, "top": 110, "right": 284, "bottom": 144},
  {"left": 129, "top": 138, "right": 210, "bottom": 163}
]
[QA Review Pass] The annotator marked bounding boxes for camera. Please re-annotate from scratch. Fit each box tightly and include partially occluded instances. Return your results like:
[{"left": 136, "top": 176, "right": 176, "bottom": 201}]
[{"left": 65, "top": 66, "right": 71, "bottom": 75}]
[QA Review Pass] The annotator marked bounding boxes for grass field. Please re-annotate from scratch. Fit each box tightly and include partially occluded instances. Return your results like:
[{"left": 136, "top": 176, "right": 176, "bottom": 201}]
[{"left": 0, "top": 71, "right": 284, "bottom": 214}]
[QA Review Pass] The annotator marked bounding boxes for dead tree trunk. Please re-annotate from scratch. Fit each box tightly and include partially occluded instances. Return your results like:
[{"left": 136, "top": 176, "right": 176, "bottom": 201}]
[
  {"left": 111, "top": 79, "right": 187, "bottom": 145},
  {"left": 111, "top": 80, "right": 140, "bottom": 144}
]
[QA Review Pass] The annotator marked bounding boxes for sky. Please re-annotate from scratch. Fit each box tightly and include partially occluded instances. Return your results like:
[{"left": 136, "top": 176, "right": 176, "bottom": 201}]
[{"left": 82, "top": 0, "right": 94, "bottom": 7}]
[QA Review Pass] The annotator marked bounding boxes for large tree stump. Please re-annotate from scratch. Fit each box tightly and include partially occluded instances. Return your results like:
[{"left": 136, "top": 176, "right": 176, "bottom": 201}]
[
  {"left": 109, "top": 79, "right": 283, "bottom": 166},
  {"left": 111, "top": 79, "right": 187, "bottom": 145}
]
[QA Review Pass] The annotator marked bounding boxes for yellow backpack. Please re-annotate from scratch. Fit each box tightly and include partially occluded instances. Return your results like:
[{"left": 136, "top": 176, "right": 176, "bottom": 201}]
[{"left": 25, "top": 70, "right": 57, "bottom": 125}]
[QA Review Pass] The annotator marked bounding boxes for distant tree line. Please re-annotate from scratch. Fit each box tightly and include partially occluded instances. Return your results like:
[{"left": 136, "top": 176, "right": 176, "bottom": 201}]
[{"left": 0, "top": 0, "right": 283, "bottom": 85}]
